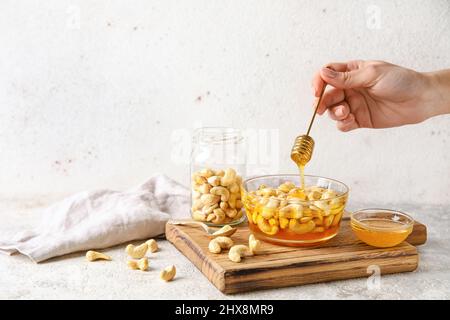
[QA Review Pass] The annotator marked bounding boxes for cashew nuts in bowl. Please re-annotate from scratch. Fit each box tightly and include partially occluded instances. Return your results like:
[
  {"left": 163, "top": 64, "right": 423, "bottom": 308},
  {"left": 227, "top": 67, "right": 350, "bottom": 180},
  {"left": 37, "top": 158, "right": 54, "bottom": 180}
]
[{"left": 242, "top": 174, "right": 349, "bottom": 246}]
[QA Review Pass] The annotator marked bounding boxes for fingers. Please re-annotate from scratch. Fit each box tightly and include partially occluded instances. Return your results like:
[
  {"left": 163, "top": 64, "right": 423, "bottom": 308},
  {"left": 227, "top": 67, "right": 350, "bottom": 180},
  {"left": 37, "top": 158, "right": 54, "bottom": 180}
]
[
  {"left": 320, "top": 67, "right": 370, "bottom": 89},
  {"left": 328, "top": 102, "right": 351, "bottom": 121},
  {"left": 317, "top": 88, "right": 345, "bottom": 115},
  {"left": 312, "top": 71, "right": 325, "bottom": 97},
  {"left": 312, "top": 60, "right": 371, "bottom": 92},
  {"left": 336, "top": 113, "right": 359, "bottom": 132},
  {"left": 311, "top": 61, "right": 360, "bottom": 96}
]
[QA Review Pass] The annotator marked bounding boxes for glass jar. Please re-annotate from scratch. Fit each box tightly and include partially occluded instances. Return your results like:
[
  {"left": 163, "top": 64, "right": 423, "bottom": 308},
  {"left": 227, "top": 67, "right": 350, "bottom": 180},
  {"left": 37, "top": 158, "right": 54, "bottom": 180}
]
[{"left": 190, "top": 127, "right": 246, "bottom": 226}]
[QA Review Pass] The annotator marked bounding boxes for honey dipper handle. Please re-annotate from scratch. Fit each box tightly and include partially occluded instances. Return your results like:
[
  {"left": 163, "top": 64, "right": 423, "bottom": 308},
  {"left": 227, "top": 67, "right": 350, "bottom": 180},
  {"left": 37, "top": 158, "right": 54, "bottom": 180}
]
[{"left": 306, "top": 84, "right": 327, "bottom": 136}]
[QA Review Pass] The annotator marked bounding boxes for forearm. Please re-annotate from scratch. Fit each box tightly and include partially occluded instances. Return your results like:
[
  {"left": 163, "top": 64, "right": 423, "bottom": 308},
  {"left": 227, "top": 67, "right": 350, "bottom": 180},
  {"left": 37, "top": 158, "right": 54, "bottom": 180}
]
[{"left": 422, "top": 69, "right": 450, "bottom": 117}]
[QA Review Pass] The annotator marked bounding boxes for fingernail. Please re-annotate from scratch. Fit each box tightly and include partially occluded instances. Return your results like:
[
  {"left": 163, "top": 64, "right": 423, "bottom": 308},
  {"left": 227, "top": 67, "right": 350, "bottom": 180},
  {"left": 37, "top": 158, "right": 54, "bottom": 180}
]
[
  {"left": 322, "top": 67, "right": 337, "bottom": 79},
  {"left": 336, "top": 107, "right": 344, "bottom": 117}
]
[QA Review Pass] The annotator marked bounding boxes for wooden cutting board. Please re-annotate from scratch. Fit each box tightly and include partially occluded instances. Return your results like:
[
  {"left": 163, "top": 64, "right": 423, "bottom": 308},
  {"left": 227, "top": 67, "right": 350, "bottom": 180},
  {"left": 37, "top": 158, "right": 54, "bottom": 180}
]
[{"left": 166, "top": 216, "right": 427, "bottom": 294}]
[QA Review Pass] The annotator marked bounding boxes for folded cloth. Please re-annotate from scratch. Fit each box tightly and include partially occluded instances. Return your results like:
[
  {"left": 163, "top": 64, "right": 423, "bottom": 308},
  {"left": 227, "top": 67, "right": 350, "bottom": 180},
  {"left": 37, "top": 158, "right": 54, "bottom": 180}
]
[{"left": 0, "top": 174, "right": 190, "bottom": 263}]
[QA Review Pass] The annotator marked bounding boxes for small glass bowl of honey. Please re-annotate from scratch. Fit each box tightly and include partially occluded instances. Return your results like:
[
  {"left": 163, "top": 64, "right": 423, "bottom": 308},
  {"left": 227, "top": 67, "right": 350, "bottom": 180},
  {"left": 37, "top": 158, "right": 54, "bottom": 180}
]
[{"left": 350, "top": 209, "right": 414, "bottom": 248}]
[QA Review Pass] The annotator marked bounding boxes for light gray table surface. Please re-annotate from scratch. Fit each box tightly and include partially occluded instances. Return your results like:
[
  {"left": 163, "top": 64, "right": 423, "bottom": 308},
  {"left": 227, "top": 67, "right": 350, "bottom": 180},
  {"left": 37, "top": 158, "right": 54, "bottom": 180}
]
[{"left": 0, "top": 197, "right": 448, "bottom": 300}]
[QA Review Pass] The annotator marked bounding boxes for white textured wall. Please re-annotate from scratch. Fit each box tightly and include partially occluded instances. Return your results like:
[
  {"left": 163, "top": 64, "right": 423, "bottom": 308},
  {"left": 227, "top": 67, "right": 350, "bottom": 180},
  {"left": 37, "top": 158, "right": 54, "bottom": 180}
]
[{"left": 0, "top": 0, "right": 449, "bottom": 206}]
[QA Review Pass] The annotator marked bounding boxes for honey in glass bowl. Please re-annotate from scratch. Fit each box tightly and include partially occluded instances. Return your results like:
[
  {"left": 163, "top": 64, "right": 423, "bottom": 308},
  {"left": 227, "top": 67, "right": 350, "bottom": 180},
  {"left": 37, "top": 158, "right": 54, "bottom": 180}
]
[
  {"left": 350, "top": 209, "right": 414, "bottom": 248},
  {"left": 241, "top": 174, "right": 349, "bottom": 247}
]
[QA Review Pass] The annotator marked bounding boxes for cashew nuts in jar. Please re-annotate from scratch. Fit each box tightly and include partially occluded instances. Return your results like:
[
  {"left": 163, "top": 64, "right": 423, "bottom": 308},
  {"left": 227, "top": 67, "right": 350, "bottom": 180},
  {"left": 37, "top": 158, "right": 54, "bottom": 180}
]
[{"left": 191, "top": 168, "right": 244, "bottom": 225}]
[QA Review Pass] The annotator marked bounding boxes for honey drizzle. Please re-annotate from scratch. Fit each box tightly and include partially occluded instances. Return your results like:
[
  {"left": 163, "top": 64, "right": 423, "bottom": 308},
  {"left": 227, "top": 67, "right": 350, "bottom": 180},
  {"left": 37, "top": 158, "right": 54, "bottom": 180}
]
[{"left": 298, "top": 164, "right": 306, "bottom": 190}]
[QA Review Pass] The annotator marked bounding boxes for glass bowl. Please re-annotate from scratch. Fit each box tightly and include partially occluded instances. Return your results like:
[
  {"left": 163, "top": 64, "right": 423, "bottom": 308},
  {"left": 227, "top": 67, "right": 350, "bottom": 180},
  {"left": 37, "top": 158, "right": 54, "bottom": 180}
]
[
  {"left": 350, "top": 209, "right": 414, "bottom": 248},
  {"left": 242, "top": 174, "right": 349, "bottom": 246}
]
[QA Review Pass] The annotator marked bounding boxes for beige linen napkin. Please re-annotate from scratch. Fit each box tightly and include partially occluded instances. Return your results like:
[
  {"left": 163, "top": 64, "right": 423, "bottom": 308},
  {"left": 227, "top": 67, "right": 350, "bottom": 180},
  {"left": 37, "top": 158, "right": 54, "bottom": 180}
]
[{"left": 0, "top": 174, "right": 190, "bottom": 263}]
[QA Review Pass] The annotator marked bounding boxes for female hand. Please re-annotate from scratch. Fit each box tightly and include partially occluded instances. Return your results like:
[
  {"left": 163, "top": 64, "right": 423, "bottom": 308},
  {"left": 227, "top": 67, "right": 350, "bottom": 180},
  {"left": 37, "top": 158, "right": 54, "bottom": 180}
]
[{"left": 312, "top": 60, "right": 450, "bottom": 131}]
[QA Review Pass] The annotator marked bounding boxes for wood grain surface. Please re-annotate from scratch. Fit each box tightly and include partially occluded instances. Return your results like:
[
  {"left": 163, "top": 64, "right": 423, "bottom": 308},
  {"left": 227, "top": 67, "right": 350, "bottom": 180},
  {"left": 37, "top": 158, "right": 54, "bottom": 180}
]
[{"left": 166, "top": 218, "right": 426, "bottom": 294}]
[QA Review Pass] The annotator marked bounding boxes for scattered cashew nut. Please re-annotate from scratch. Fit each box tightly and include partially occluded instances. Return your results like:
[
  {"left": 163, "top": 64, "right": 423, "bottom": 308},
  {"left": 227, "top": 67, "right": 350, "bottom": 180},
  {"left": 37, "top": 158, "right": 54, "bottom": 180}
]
[
  {"left": 127, "top": 257, "right": 149, "bottom": 271},
  {"left": 212, "top": 224, "right": 233, "bottom": 235},
  {"left": 228, "top": 245, "right": 252, "bottom": 263},
  {"left": 208, "top": 236, "right": 234, "bottom": 254},
  {"left": 146, "top": 239, "right": 158, "bottom": 253},
  {"left": 125, "top": 243, "right": 148, "bottom": 259},
  {"left": 160, "top": 265, "right": 176, "bottom": 281},
  {"left": 86, "top": 250, "right": 111, "bottom": 262},
  {"left": 249, "top": 234, "right": 261, "bottom": 255}
]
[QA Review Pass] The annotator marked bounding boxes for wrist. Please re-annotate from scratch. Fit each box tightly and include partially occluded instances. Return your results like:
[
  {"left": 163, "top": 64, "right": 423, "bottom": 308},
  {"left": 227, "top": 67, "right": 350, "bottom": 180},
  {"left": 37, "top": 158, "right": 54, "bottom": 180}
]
[{"left": 421, "top": 70, "right": 450, "bottom": 118}]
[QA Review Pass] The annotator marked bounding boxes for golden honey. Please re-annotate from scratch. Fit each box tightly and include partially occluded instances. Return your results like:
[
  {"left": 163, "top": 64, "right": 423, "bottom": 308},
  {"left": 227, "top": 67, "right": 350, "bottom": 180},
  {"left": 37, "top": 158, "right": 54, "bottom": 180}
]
[
  {"left": 351, "top": 218, "right": 413, "bottom": 248},
  {"left": 298, "top": 164, "right": 306, "bottom": 190},
  {"left": 350, "top": 209, "right": 415, "bottom": 248}
]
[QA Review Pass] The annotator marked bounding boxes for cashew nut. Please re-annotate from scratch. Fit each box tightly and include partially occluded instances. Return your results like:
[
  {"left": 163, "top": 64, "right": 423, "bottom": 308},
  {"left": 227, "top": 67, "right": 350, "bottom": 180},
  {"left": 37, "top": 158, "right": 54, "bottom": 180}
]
[
  {"left": 192, "top": 210, "right": 207, "bottom": 221},
  {"left": 261, "top": 197, "right": 279, "bottom": 219},
  {"left": 198, "top": 184, "right": 212, "bottom": 194},
  {"left": 206, "top": 208, "right": 226, "bottom": 224},
  {"left": 192, "top": 199, "right": 204, "bottom": 211},
  {"left": 300, "top": 216, "right": 312, "bottom": 223},
  {"left": 215, "top": 169, "right": 225, "bottom": 177},
  {"left": 202, "top": 203, "right": 219, "bottom": 215},
  {"left": 252, "top": 211, "right": 259, "bottom": 224},
  {"left": 210, "top": 186, "right": 230, "bottom": 202},
  {"left": 288, "top": 188, "right": 306, "bottom": 200},
  {"left": 193, "top": 174, "right": 207, "bottom": 185},
  {"left": 200, "top": 193, "right": 220, "bottom": 206},
  {"left": 279, "top": 204, "right": 303, "bottom": 219},
  {"left": 278, "top": 181, "right": 296, "bottom": 193},
  {"left": 219, "top": 201, "right": 228, "bottom": 210},
  {"left": 208, "top": 236, "right": 234, "bottom": 253},
  {"left": 160, "top": 265, "right": 176, "bottom": 281},
  {"left": 125, "top": 243, "right": 148, "bottom": 259},
  {"left": 220, "top": 168, "right": 236, "bottom": 187},
  {"left": 249, "top": 234, "right": 261, "bottom": 254},
  {"left": 228, "top": 245, "right": 251, "bottom": 263},
  {"left": 279, "top": 217, "right": 289, "bottom": 229},
  {"left": 127, "top": 260, "right": 139, "bottom": 270},
  {"left": 207, "top": 176, "right": 221, "bottom": 187},
  {"left": 199, "top": 168, "right": 214, "bottom": 178},
  {"left": 307, "top": 190, "right": 322, "bottom": 201},
  {"left": 228, "top": 193, "right": 238, "bottom": 209},
  {"left": 138, "top": 257, "right": 149, "bottom": 271},
  {"left": 146, "top": 239, "right": 158, "bottom": 253},
  {"left": 229, "top": 182, "right": 240, "bottom": 194},
  {"left": 256, "top": 215, "right": 279, "bottom": 235},
  {"left": 331, "top": 211, "right": 343, "bottom": 226},
  {"left": 321, "top": 190, "right": 337, "bottom": 200},
  {"left": 289, "top": 219, "right": 315, "bottom": 234},
  {"left": 212, "top": 224, "right": 233, "bottom": 235},
  {"left": 127, "top": 257, "right": 149, "bottom": 271},
  {"left": 225, "top": 208, "right": 237, "bottom": 218},
  {"left": 86, "top": 250, "right": 111, "bottom": 262},
  {"left": 256, "top": 188, "right": 277, "bottom": 197}
]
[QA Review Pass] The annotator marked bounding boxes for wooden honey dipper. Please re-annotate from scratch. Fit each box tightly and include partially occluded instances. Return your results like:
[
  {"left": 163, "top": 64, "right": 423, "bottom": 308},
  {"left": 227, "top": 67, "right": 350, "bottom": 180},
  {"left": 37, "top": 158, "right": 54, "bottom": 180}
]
[{"left": 291, "top": 84, "right": 327, "bottom": 166}]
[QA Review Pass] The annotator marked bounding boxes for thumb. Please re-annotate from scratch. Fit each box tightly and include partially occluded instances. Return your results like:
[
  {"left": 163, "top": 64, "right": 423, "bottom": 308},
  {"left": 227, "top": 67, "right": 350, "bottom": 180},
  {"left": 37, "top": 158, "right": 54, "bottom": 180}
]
[{"left": 320, "top": 67, "right": 370, "bottom": 89}]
